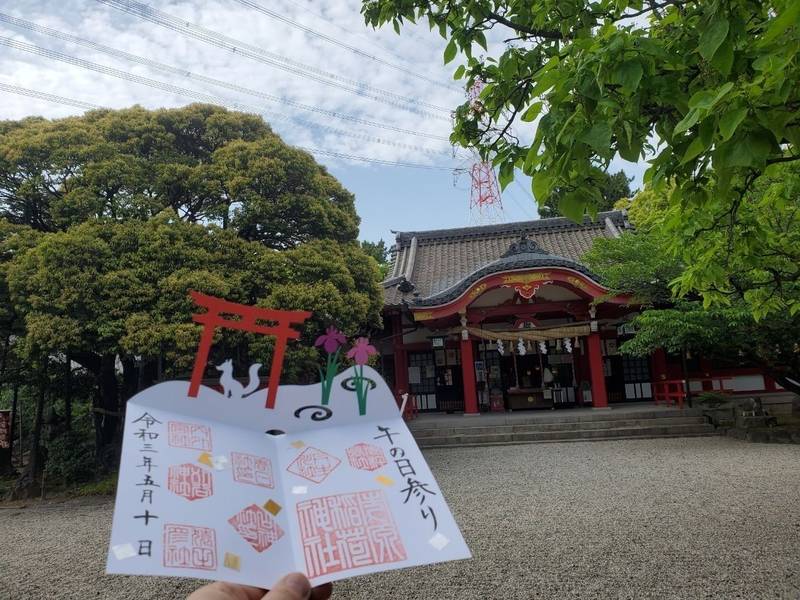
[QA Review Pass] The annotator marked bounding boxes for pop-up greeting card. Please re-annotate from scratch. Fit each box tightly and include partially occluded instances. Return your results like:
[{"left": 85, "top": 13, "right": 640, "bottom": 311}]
[{"left": 106, "top": 292, "right": 470, "bottom": 588}]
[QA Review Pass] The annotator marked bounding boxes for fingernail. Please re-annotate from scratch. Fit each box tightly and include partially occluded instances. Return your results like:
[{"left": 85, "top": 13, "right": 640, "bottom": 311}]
[{"left": 283, "top": 572, "right": 311, "bottom": 598}]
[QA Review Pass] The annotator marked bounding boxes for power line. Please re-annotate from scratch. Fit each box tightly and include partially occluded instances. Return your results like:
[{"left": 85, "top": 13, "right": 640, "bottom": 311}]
[
  {"left": 0, "top": 82, "right": 102, "bottom": 110},
  {"left": 0, "top": 36, "right": 453, "bottom": 157},
  {"left": 0, "top": 81, "right": 457, "bottom": 171},
  {"left": 94, "top": 0, "right": 451, "bottom": 118},
  {"left": 0, "top": 12, "right": 450, "bottom": 143},
  {"left": 276, "top": 0, "right": 424, "bottom": 66},
  {"left": 229, "top": 0, "right": 456, "bottom": 91}
]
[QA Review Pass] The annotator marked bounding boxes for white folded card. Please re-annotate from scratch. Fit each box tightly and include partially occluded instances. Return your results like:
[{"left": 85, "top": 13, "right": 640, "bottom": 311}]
[{"left": 106, "top": 365, "right": 471, "bottom": 588}]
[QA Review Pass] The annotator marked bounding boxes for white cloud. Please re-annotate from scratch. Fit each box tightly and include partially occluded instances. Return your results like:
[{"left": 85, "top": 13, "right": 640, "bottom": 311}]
[{"left": 0, "top": 0, "right": 462, "bottom": 166}]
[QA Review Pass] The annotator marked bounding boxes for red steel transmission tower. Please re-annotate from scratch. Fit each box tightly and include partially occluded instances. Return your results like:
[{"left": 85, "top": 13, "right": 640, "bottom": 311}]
[{"left": 466, "top": 78, "right": 504, "bottom": 224}]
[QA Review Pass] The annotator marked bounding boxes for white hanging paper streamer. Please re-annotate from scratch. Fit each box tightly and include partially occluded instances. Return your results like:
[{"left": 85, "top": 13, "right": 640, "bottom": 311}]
[
  {"left": 517, "top": 338, "right": 526, "bottom": 355},
  {"left": 564, "top": 337, "right": 573, "bottom": 353},
  {"left": 538, "top": 341, "right": 547, "bottom": 354},
  {"left": 496, "top": 339, "right": 505, "bottom": 355}
]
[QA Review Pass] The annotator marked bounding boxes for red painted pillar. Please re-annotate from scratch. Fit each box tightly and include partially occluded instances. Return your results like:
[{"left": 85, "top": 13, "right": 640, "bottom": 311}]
[
  {"left": 392, "top": 314, "right": 408, "bottom": 396},
  {"left": 651, "top": 348, "right": 668, "bottom": 381},
  {"left": 587, "top": 332, "right": 608, "bottom": 408},
  {"left": 460, "top": 338, "right": 479, "bottom": 415}
]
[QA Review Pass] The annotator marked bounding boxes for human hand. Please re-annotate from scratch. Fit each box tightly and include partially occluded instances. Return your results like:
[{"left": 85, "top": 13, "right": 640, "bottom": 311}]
[{"left": 188, "top": 572, "right": 332, "bottom": 600}]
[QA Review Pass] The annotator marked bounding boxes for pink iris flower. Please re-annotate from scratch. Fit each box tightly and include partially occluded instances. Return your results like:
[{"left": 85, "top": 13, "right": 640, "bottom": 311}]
[
  {"left": 347, "top": 337, "right": 377, "bottom": 365},
  {"left": 314, "top": 326, "right": 347, "bottom": 354}
]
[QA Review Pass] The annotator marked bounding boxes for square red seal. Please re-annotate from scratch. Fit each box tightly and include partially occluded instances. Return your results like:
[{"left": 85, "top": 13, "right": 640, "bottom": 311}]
[
  {"left": 163, "top": 523, "right": 217, "bottom": 571},
  {"left": 231, "top": 452, "right": 274, "bottom": 489},
  {"left": 168, "top": 421, "right": 212, "bottom": 452},
  {"left": 296, "top": 490, "right": 407, "bottom": 579}
]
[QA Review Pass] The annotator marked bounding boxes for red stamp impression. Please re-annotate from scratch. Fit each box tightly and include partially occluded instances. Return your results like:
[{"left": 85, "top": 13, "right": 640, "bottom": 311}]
[
  {"left": 297, "top": 490, "right": 407, "bottom": 578},
  {"left": 287, "top": 447, "right": 341, "bottom": 484},
  {"left": 228, "top": 504, "right": 285, "bottom": 553},
  {"left": 168, "top": 463, "right": 213, "bottom": 501},
  {"left": 163, "top": 524, "right": 217, "bottom": 570},
  {"left": 346, "top": 443, "right": 387, "bottom": 472},
  {"left": 168, "top": 421, "right": 212, "bottom": 452},
  {"left": 231, "top": 452, "right": 274, "bottom": 489}
]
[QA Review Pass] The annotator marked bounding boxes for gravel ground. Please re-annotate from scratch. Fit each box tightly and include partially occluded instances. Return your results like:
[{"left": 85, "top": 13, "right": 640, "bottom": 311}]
[{"left": 2, "top": 437, "right": 800, "bottom": 600}]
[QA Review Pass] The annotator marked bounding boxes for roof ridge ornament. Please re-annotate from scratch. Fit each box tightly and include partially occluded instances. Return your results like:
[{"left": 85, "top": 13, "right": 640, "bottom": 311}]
[{"left": 501, "top": 234, "right": 546, "bottom": 257}]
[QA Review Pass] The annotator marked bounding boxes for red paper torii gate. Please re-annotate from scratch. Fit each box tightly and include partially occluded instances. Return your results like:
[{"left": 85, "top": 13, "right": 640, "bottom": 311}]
[{"left": 188, "top": 291, "right": 312, "bottom": 409}]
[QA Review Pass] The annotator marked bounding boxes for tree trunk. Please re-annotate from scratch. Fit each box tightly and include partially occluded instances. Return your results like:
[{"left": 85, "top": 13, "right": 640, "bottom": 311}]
[
  {"left": 2, "top": 384, "right": 18, "bottom": 475},
  {"left": 64, "top": 354, "right": 72, "bottom": 431},
  {"left": 10, "top": 378, "right": 46, "bottom": 499},
  {"left": 27, "top": 380, "right": 46, "bottom": 481},
  {"left": 0, "top": 389, "right": 13, "bottom": 475},
  {"left": 94, "top": 354, "right": 121, "bottom": 469}
]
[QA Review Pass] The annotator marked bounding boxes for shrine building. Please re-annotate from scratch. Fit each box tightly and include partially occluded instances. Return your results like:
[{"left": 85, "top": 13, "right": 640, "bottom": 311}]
[{"left": 377, "top": 211, "right": 781, "bottom": 414}]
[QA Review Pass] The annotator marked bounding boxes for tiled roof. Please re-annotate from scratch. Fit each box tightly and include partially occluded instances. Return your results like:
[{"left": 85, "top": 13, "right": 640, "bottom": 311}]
[{"left": 383, "top": 210, "right": 630, "bottom": 306}]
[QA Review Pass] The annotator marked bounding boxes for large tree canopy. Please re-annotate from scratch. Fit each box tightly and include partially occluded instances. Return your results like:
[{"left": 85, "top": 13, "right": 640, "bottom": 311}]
[
  {"left": 0, "top": 105, "right": 382, "bottom": 484},
  {"left": 363, "top": 0, "right": 800, "bottom": 316},
  {"left": 0, "top": 104, "right": 359, "bottom": 248}
]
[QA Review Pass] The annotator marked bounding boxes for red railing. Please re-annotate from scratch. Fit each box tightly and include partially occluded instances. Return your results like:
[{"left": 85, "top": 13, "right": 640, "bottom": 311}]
[{"left": 653, "top": 377, "right": 731, "bottom": 408}]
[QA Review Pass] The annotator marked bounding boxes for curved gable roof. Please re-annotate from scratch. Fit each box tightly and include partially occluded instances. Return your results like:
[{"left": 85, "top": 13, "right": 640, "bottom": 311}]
[{"left": 383, "top": 210, "right": 630, "bottom": 307}]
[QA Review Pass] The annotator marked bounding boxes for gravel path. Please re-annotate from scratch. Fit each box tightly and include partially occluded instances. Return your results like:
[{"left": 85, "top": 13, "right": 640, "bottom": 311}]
[{"left": 2, "top": 437, "right": 800, "bottom": 599}]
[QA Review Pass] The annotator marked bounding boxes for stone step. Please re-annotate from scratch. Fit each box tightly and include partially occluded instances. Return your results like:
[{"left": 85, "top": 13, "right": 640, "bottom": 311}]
[
  {"left": 411, "top": 416, "right": 707, "bottom": 438},
  {"left": 409, "top": 408, "right": 704, "bottom": 430},
  {"left": 416, "top": 423, "right": 718, "bottom": 448},
  {"left": 419, "top": 431, "right": 722, "bottom": 449}
]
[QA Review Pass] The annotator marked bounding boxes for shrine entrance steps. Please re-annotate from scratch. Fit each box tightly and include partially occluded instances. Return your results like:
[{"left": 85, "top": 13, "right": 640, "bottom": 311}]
[{"left": 409, "top": 404, "right": 718, "bottom": 449}]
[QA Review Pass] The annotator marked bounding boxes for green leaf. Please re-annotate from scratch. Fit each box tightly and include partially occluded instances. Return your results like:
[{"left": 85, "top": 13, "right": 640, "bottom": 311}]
[
  {"left": 698, "top": 18, "right": 729, "bottom": 60},
  {"left": 615, "top": 60, "right": 643, "bottom": 92},
  {"left": 680, "top": 137, "right": 707, "bottom": 164},
  {"left": 579, "top": 121, "right": 613, "bottom": 153},
  {"left": 558, "top": 190, "right": 585, "bottom": 221},
  {"left": 443, "top": 38, "right": 457, "bottom": 64},
  {"left": 719, "top": 107, "right": 748, "bottom": 141},
  {"left": 532, "top": 173, "right": 553, "bottom": 201},
  {"left": 674, "top": 109, "right": 699, "bottom": 135},
  {"left": 715, "top": 130, "right": 774, "bottom": 168},
  {"left": 688, "top": 82, "right": 733, "bottom": 112},
  {"left": 452, "top": 65, "right": 465, "bottom": 80},
  {"left": 521, "top": 102, "right": 543, "bottom": 123},
  {"left": 762, "top": 2, "right": 800, "bottom": 43},
  {"left": 711, "top": 37, "right": 734, "bottom": 76},
  {"left": 498, "top": 161, "right": 514, "bottom": 191}
]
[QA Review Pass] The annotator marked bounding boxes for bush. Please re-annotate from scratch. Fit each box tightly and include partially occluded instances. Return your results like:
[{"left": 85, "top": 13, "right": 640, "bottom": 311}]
[{"left": 45, "top": 430, "right": 97, "bottom": 486}]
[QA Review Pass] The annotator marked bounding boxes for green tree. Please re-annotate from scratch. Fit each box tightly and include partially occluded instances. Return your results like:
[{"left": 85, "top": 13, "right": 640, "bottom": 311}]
[
  {"left": 360, "top": 239, "right": 391, "bottom": 278},
  {"left": 584, "top": 185, "right": 800, "bottom": 394},
  {"left": 0, "top": 105, "right": 383, "bottom": 490},
  {"left": 540, "top": 169, "right": 633, "bottom": 217},
  {"left": 0, "top": 104, "right": 359, "bottom": 248},
  {"left": 363, "top": 0, "right": 800, "bottom": 315}
]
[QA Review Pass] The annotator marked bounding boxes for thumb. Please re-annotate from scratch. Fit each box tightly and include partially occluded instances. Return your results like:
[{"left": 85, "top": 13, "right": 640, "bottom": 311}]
[{"left": 263, "top": 573, "right": 312, "bottom": 600}]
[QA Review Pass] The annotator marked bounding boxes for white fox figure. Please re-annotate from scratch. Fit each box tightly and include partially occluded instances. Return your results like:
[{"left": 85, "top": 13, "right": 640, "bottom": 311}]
[{"left": 216, "top": 359, "right": 262, "bottom": 399}]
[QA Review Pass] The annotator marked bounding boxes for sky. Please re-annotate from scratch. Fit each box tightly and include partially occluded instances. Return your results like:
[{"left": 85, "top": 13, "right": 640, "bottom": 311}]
[{"left": 0, "top": 0, "right": 647, "bottom": 244}]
